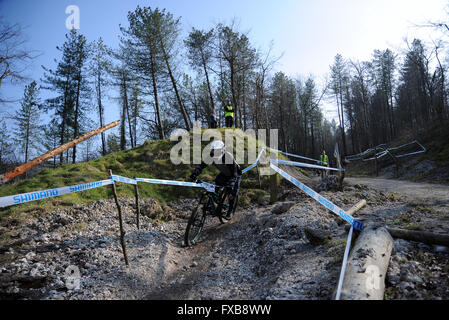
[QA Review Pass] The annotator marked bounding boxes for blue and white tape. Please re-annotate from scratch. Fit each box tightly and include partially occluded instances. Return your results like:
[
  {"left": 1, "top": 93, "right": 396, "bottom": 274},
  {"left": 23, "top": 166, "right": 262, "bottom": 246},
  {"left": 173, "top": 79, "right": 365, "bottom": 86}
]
[
  {"left": 336, "top": 225, "right": 354, "bottom": 300},
  {"left": 269, "top": 162, "right": 363, "bottom": 230},
  {"left": 265, "top": 147, "right": 321, "bottom": 164},
  {"left": 110, "top": 175, "right": 137, "bottom": 185},
  {"left": 135, "top": 178, "right": 216, "bottom": 193},
  {"left": 242, "top": 148, "right": 267, "bottom": 174},
  {"left": 0, "top": 179, "right": 114, "bottom": 208},
  {"left": 274, "top": 159, "right": 345, "bottom": 172}
]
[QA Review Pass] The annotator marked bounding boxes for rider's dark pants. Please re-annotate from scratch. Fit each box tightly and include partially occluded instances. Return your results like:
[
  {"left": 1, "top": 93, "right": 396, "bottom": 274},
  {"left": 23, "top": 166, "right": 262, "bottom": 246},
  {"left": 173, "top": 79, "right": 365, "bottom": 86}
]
[{"left": 215, "top": 173, "right": 241, "bottom": 196}]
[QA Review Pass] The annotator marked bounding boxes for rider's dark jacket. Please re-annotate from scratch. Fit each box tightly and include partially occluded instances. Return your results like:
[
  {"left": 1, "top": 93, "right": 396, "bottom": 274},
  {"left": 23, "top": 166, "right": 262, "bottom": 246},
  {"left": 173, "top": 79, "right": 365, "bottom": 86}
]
[{"left": 194, "top": 151, "right": 242, "bottom": 180}]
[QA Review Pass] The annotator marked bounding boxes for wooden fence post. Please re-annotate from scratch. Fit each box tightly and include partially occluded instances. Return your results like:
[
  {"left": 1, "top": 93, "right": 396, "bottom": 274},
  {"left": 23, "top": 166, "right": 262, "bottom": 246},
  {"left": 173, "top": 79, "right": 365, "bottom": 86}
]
[
  {"left": 134, "top": 177, "right": 140, "bottom": 230},
  {"left": 374, "top": 146, "right": 379, "bottom": 177},
  {"left": 335, "top": 143, "right": 345, "bottom": 191},
  {"left": 108, "top": 169, "right": 129, "bottom": 266},
  {"left": 269, "top": 171, "right": 279, "bottom": 204}
]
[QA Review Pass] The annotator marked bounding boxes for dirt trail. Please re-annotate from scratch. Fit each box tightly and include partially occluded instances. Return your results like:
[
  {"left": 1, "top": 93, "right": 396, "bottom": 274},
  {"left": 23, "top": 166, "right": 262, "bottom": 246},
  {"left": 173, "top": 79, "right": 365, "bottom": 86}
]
[
  {"left": 346, "top": 177, "right": 449, "bottom": 203},
  {"left": 1, "top": 177, "right": 448, "bottom": 300}
]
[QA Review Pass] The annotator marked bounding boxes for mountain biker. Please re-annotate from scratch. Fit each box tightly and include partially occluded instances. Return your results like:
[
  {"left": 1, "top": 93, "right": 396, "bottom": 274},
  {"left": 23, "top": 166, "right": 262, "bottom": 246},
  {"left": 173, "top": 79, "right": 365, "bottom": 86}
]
[{"left": 190, "top": 140, "right": 242, "bottom": 217}]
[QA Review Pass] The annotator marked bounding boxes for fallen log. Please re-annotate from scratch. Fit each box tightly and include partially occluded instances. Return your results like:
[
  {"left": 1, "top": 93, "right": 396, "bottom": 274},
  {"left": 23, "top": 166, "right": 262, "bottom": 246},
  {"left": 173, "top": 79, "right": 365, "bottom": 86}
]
[
  {"left": 344, "top": 225, "right": 449, "bottom": 247},
  {"left": 339, "top": 225, "right": 393, "bottom": 300},
  {"left": 0, "top": 120, "right": 120, "bottom": 184},
  {"left": 386, "top": 227, "right": 449, "bottom": 247}
]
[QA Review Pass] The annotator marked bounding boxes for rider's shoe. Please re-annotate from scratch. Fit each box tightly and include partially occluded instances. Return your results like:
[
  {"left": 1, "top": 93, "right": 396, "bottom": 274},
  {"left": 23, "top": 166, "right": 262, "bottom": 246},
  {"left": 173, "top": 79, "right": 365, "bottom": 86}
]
[{"left": 224, "top": 196, "right": 235, "bottom": 218}]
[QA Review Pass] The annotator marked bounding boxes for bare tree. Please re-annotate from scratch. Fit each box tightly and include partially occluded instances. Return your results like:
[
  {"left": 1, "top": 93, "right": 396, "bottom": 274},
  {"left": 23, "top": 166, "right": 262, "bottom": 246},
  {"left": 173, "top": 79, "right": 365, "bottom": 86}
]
[{"left": 0, "top": 18, "right": 39, "bottom": 106}]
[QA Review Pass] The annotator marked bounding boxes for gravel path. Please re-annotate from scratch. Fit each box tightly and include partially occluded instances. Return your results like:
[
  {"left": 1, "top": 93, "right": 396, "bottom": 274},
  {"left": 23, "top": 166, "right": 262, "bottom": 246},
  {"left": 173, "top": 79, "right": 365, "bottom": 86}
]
[
  {"left": 1, "top": 178, "right": 448, "bottom": 300},
  {"left": 346, "top": 177, "right": 449, "bottom": 203}
]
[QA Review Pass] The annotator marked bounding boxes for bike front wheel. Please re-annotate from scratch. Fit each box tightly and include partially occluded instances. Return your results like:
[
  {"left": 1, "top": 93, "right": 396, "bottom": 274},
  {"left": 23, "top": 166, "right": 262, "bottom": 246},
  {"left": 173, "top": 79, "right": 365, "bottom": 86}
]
[{"left": 184, "top": 194, "right": 208, "bottom": 246}]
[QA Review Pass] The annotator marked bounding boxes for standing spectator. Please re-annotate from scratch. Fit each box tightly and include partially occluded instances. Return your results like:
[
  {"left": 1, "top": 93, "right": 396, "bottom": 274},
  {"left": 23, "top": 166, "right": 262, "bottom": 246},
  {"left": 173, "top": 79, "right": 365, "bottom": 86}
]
[
  {"left": 320, "top": 150, "right": 328, "bottom": 179},
  {"left": 224, "top": 101, "right": 234, "bottom": 128},
  {"left": 210, "top": 109, "right": 218, "bottom": 128}
]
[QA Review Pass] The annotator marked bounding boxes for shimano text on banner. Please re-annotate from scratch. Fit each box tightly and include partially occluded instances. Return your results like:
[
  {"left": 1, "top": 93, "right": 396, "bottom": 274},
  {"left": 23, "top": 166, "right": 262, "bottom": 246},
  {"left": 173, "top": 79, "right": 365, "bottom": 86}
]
[{"left": 0, "top": 179, "right": 114, "bottom": 208}]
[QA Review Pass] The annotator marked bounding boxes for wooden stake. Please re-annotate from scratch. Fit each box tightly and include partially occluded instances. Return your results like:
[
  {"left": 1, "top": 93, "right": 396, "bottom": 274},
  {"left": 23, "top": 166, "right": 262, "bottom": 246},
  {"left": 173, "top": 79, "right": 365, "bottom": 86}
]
[
  {"left": 256, "top": 165, "right": 262, "bottom": 189},
  {"left": 269, "top": 171, "right": 278, "bottom": 204},
  {"left": 346, "top": 199, "right": 367, "bottom": 216},
  {"left": 108, "top": 169, "right": 129, "bottom": 266},
  {"left": 134, "top": 177, "right": 140, "bottom": 230},
  {"left": 374, "top": 146, "right": 379, "bottom": 177},
  {"left": 334, "top": 143, "right": 345, "bottom": 191}
]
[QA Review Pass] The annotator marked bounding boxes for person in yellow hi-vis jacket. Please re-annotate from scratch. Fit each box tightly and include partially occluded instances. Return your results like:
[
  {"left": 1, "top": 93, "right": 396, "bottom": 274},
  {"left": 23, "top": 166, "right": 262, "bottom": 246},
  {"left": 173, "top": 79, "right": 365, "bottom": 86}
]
[
  {"left": 224, "top": 101, "right": 234, "bottom": 128},
  {"left": 320, "top": 150, "right": 329, "bottom": 179}
]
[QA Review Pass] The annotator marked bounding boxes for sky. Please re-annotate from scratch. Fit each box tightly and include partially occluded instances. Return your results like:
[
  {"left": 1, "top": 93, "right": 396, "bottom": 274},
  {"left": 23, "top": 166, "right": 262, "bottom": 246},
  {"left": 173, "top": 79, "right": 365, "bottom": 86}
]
[{"left": 1, "top": 0, "right": 448, "bottom": 128}]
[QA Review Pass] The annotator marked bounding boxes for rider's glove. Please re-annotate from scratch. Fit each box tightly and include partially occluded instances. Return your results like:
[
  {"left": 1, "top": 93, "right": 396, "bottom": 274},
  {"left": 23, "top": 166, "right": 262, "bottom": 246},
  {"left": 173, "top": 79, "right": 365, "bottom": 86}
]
[{"left": 190, "top": 168, "right": 201, "bottom": 181}]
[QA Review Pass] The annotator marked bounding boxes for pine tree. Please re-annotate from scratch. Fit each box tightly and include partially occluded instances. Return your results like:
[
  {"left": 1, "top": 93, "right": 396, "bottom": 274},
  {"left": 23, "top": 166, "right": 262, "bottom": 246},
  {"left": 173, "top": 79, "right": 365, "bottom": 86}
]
[
  {"left": 41, "top": 29, "right": 89, "bottom": 164},
  {"left": 40, "top": 119, "right": 60, "bottom": 168},
  {"left": 90, "top": 37, "right": 112, "bottom": 156},
  {"left": 0, "top": 121, "right": 13, "bottom": 169},
  {"left": 14, "top": 80, "right": 40, "bottom": 163}
]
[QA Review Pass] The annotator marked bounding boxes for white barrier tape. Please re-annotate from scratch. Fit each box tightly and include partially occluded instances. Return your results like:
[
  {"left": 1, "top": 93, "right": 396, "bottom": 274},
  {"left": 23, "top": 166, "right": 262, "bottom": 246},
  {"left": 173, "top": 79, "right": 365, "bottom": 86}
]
[
  {"left": 135, "top": 178, "right": 216, "bottom": 193},
  {"left": 0, "top": 179, "right": 114, "bottom": 208},
  {"left": 265, "top": 147, "right": 321, "bottom": 164},
  {"left": 242, "top": 147, "right": 327, "bottom": 174},
  {"left": 241, "top": 163, "right": 257, "bottom": 174},
  {"left": 274, "top": 159, "right": 345, "bottom": 172},
  {"left": 335, "top": 225, "right": 354, "bottom": 300},
  {"left": 269, "top": 162, "right": 363, "bottom": 230},
  {"left": 110, "top": 175, "right": 137, "bottom": 185},
  {"left": 242, "top": 148, "right": 267, "bottom": 174}
]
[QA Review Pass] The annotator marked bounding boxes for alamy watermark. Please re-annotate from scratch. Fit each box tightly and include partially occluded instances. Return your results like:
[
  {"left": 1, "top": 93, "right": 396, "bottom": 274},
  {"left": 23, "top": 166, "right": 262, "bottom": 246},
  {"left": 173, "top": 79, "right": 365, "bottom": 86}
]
[
  {"left": 169, "top": 122, "right": 279, "bottom": 176},
  {"left": 65, "top": 265, "right": 81, "bottom": 290},
  {"left": 365, "top": 265, "right": 381, "bottom": 291},
  {"left": 65, "top": 5, "right": 80, "bottom": 30}
]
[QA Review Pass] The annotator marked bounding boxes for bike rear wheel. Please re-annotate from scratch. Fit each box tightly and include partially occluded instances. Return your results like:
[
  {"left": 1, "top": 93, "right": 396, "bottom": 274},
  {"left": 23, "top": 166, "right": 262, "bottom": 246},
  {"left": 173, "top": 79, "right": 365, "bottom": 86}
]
[
  {"left": 184, "top": 194, "right": 208, "bottom": 246},
  {"left": 218, "top": 190, "right": 238, "bottom": 224}
]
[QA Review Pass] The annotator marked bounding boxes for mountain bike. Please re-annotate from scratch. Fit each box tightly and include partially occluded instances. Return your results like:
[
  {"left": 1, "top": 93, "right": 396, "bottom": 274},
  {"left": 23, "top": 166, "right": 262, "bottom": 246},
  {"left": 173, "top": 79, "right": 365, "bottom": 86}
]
[{"left": 184, "top": 180, "right": 239, "bottom": 247}]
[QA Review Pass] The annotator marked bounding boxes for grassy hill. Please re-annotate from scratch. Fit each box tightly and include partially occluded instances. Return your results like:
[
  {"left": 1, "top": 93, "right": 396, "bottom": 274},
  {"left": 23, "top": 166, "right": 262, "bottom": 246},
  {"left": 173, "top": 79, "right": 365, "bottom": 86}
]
[{"left": 0, "top": 128, "right": 289, "bottom": 223}]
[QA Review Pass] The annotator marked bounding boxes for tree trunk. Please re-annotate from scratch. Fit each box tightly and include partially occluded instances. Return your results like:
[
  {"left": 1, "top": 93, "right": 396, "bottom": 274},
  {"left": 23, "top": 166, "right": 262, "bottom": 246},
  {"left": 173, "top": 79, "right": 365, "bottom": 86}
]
[
  {"left": 72, "top": 72, "right": 81, "bottom": 164},
  {"left": 386, "top": 227, "right": 449, "bottom": 247},
  {"left": 159, "top": 41, "right": 191, "bottom": 131},
  {"left": 201, "top": 51, "right": 215, "bottom": 112},
  {"left": 149, "top": 54, "right": 165, "bottom": 140},
  {"left": 126, "top": 92, "right": 134, "bottom": 148},
  {"left": 97, "top": 73, "right": 106, "bottom": 156},
  {"left": 339, "top": 226, "right": 393, "bottom": 300},
  {"left": 230, "top": 63, "right": 238, "bottom": 128},
  {"left": 120, "top": 76, "right": 128, "bottom": 151}
]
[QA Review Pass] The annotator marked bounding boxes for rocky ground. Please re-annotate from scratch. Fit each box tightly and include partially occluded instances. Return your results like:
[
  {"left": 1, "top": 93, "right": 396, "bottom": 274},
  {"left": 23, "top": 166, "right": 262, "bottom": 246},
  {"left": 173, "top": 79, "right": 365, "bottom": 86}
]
[{"left": 0, "top": 175, "right": 448, "bottom": 300}]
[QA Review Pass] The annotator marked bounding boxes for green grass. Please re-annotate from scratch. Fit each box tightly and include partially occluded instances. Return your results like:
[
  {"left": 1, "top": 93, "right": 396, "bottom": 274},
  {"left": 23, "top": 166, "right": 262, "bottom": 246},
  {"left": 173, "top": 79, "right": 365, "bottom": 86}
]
[{"left": 0, "top": 128, "right": 287, "bottom": 222}]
